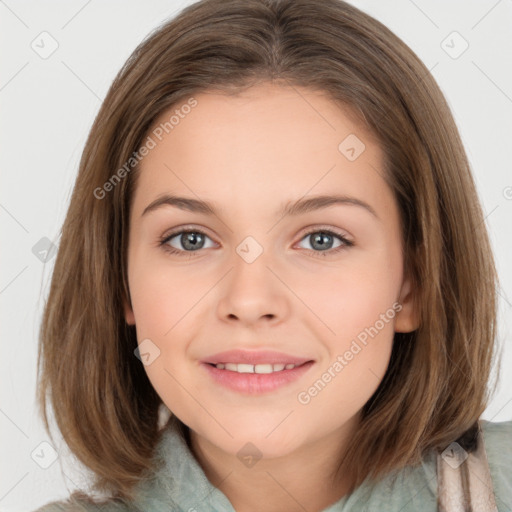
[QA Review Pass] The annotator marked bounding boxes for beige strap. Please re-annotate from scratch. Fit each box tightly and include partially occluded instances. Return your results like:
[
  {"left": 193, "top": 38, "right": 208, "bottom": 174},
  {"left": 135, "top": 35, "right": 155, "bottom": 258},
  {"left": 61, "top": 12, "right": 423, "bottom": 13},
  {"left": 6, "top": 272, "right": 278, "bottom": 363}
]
[{"left": 437, "top": 423, "right": 498, "bottom": 511}]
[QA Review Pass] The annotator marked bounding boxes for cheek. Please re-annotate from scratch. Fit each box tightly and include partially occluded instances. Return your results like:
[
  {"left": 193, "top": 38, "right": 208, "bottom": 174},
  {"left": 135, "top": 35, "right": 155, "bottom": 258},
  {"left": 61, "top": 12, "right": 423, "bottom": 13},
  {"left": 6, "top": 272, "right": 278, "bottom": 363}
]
[
  {"left": 127, "top": 262, "right": 193, "bottom": 413},
  {"left": 128, "top": 256, "right": 201, "bottom": 335},
  {"left": 308, "top": 259, "right": 401, "bottom": 339},
  {"left": 128, "top": 258, "right": 205, "bottom": 396},
  {"left": 303, "top": 261, "right": 400, "bottom": 396},
  {"left": 299, "top": 302, "right": 396, "bottom": 421}
]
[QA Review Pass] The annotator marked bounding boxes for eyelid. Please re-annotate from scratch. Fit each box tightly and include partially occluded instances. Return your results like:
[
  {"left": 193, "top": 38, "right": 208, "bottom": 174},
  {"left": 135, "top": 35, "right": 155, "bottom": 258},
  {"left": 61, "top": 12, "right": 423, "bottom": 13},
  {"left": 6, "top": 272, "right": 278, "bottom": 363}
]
[{"left": 298, "top": 224, "right": 352, "bottom": 241}]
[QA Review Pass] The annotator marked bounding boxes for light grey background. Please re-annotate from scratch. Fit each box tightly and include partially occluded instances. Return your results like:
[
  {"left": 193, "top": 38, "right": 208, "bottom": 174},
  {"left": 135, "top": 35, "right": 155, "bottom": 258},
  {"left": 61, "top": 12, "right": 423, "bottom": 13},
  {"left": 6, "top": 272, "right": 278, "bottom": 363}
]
[{"left": 1, "top": 1, "right": 511, "bottom": 510}]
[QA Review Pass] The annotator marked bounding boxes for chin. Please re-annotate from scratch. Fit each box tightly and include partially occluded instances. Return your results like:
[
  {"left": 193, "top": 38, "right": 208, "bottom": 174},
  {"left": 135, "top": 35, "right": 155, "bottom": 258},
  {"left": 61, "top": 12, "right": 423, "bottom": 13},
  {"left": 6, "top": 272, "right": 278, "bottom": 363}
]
[{"left": 196, "top": 418, "right": 306, "bottom": 459}]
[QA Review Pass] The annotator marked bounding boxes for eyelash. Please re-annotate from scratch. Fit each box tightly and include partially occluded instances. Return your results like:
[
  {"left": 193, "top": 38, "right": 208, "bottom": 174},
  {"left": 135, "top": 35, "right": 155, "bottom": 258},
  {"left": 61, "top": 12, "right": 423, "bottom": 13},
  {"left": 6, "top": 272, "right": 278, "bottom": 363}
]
[{"left": 158, "top": 225, "right": 354, "bottom": 259}]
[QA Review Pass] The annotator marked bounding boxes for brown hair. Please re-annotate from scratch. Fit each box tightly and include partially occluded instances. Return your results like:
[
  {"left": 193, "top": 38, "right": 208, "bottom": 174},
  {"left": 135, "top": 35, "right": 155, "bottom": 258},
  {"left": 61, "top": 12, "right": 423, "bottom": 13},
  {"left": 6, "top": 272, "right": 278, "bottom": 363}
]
[{"left": 37, "top": 0, "right": 500, "bottom": 505}]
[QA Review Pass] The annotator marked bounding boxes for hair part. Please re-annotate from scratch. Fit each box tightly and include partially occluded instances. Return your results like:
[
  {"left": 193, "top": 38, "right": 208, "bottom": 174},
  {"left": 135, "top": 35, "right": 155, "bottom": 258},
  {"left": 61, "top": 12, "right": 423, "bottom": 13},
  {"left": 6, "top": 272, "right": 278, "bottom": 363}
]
[{"left": 37, "top": 0, "right": 500, "bottom": 504}]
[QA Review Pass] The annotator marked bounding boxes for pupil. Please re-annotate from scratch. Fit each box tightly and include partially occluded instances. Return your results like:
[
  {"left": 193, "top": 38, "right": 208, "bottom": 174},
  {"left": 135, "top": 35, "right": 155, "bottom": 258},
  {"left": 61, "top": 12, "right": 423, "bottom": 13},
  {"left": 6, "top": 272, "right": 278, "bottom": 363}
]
[
  {"left": 183, "top": 232, "right": 203, "bottom": 250},
  {"left": 312, "top": 232, "right": 332, "bottom": 251}
]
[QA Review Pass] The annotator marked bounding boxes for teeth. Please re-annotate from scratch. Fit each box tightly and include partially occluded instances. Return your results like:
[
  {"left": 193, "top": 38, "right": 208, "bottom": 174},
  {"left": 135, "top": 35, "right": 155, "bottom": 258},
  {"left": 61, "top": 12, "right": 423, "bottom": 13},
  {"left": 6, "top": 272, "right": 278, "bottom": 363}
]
[
  {"left": 215, "top": 362, "right": 297, "bottom": 373},
  {"left": 237, "top": 364, "right": 254, "bottom": 373}
]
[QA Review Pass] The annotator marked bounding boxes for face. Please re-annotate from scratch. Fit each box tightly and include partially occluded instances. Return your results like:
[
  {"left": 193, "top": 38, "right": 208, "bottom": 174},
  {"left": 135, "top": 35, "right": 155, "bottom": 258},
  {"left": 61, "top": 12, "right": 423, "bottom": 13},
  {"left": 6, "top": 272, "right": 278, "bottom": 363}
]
[{"left": 124, "top": 83, "right": 418, "bottom": 460}]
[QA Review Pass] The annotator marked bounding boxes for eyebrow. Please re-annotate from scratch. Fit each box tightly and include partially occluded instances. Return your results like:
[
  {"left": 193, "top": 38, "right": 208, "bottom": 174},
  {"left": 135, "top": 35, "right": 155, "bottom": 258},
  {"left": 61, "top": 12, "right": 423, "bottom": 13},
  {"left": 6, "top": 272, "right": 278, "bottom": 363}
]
[{"left": 141, "top": 193, "right": 379, "bottom": 220}]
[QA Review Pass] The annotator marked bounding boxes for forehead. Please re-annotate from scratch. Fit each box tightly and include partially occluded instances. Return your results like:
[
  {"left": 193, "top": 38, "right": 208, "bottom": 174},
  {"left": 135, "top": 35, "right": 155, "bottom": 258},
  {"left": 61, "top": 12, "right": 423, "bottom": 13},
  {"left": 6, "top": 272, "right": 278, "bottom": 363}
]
[{"left": 132, "top": 83, "right": 391, "bottom": 221}]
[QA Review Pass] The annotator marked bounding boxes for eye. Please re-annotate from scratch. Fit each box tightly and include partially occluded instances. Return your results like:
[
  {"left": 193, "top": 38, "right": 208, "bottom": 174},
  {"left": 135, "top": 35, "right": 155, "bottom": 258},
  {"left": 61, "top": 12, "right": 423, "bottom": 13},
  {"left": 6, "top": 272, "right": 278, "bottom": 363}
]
[
  {"left": 159, "top": 226, "right": 353, "bottom": 258},
  {"left": 159, "top": 227, "right": 216, "bottom": 256},
  {"left": 296, "top": 227, "right": 353, "bottom": 257}
]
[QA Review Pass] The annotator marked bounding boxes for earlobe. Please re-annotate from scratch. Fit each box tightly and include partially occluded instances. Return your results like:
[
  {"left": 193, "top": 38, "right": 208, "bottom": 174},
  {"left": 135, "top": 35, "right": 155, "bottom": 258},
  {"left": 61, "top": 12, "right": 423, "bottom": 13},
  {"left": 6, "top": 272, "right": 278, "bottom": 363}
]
[
  {"left": 394, "top": 277, "right": 420, "bottom": 333},
  {"left": 124, "top": 298, "right": 136, "bottom": 325}
]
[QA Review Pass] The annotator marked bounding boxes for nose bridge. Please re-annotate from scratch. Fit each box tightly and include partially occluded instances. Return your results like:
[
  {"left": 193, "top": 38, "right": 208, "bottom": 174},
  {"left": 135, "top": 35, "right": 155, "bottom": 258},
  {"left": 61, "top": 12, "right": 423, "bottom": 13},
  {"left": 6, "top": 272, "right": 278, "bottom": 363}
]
[
  {"left": 234, "top": 234, "right": 267, "bottom": 266},
  {"left": 228, "top": 233, "right": 275, "bottom": 291},
  {"left": 216, "top": 233, "right": 287, "bottom": 323}
]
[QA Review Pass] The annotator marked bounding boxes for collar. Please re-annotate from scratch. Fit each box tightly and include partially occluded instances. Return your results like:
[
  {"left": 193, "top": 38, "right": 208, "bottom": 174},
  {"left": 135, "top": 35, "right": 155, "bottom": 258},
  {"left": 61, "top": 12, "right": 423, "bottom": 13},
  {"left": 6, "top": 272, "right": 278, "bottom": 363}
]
[{"left": 133, "top": 417, "right": 236, "bottom": 511}]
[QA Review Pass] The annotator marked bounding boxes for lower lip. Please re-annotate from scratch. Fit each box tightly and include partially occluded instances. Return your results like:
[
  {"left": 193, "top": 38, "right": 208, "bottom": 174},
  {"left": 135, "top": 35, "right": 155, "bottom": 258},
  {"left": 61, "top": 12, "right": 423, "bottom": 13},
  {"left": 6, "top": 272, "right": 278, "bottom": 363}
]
[{"left": 201, "top": 361, "right": 315, "bottom": 394}]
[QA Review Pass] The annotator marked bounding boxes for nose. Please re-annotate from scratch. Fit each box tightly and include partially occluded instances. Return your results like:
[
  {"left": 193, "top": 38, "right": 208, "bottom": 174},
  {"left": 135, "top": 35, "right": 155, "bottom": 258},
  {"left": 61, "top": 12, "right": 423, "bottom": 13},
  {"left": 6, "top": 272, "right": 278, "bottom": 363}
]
[{"left": 215, "top": 246, "right": 289, "bottom": 326}]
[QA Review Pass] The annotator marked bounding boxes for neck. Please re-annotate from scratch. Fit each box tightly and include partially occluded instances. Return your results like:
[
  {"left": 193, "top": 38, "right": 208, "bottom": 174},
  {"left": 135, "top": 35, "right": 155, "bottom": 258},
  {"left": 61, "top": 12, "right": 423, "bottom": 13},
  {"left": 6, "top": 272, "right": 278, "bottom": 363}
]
[{"left": 187, "top": 414, "right": 360, "bottom": 512}]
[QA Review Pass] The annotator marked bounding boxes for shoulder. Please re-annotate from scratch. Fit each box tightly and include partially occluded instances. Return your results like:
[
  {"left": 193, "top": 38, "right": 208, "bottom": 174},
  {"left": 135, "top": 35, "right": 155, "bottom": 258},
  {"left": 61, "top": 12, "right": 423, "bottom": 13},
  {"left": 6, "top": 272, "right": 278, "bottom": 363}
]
[
  {"left": 481, "top": 418, "right": 512, "bottom": 463},
  {"left": 480, "top": 419, "right": 512, "bottom": 507}
]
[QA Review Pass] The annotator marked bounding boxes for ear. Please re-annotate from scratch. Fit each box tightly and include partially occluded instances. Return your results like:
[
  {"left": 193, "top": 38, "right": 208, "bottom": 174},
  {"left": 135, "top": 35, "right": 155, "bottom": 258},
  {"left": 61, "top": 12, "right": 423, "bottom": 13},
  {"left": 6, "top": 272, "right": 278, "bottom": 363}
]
[
  {"left": 394, "top": 275, "right": 420, "bottom": 333},
  {"left": 124, "top": 297, "right": 136, "bottom": 325}
]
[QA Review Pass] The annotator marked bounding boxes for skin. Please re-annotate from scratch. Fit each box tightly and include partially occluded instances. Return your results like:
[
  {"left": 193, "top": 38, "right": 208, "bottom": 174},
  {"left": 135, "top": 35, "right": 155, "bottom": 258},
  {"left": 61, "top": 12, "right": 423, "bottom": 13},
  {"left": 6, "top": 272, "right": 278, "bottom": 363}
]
[{"left": 124, "top": 82, "right": 418, "bottom": 512}]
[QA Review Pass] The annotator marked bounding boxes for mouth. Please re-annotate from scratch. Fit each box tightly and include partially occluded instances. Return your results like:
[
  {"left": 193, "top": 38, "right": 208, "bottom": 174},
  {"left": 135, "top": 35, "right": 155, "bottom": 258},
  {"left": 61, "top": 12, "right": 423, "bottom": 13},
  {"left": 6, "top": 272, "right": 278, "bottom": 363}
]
[
  {"left": 200, "top": 350, "right": 315, "bottom": 394},
  {"left": 206, "top": 361, "right": 306, "bottom": 373},
  {"left": 202, "top": 349, "right": 312, "bottom": 366}
]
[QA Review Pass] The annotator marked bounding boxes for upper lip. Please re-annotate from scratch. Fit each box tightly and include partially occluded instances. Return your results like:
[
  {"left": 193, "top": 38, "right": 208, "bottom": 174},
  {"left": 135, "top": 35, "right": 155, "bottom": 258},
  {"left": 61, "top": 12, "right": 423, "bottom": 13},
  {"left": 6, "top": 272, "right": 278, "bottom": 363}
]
[{"left": 203, "top": 349, "right": 313, "bottom": 366}]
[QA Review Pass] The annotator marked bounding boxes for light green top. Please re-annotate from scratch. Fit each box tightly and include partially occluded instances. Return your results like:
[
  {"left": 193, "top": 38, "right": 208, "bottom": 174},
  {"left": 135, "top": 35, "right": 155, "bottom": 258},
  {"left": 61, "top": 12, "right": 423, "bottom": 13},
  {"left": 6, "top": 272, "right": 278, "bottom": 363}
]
[{"left": 34, "top": 419, "right": 512, "bottom": 511}]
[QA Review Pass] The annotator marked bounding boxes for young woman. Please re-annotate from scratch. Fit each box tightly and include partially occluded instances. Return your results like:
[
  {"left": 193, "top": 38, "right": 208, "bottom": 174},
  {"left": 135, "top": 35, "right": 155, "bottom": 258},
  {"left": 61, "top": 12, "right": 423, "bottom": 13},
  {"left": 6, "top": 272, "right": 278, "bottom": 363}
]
[{"left": 35, "top": 0, "right": 512, "bottom": 511}]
